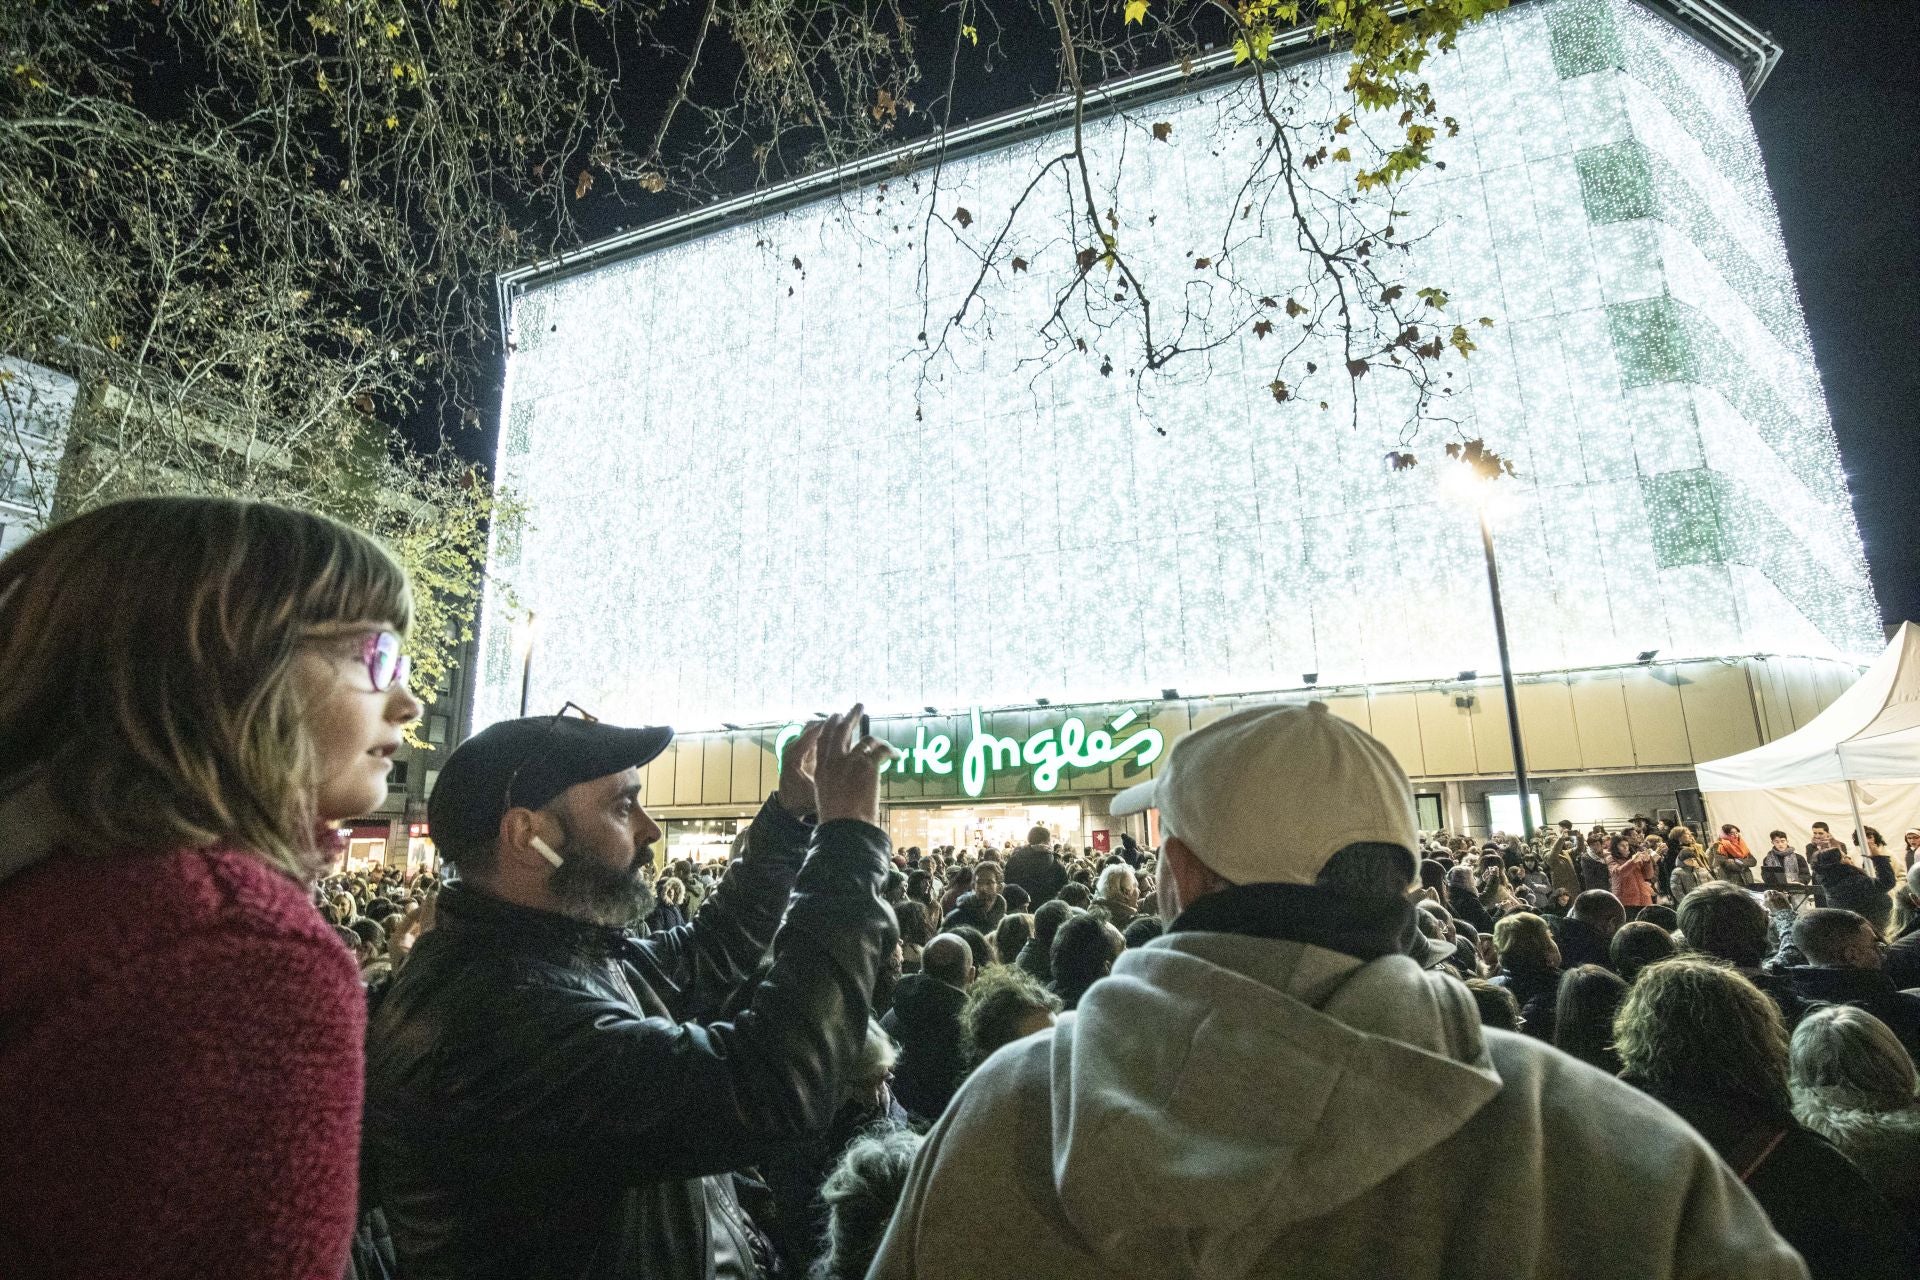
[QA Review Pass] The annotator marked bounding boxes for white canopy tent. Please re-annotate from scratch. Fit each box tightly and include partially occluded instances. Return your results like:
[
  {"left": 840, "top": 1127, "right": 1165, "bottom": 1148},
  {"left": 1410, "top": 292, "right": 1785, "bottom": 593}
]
[{"left": 1696, "top": 623, "right": 1920, "bottom": 866}]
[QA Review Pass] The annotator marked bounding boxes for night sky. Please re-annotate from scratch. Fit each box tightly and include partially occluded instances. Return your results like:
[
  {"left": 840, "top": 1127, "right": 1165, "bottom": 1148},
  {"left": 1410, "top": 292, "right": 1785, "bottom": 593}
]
[{"left": 1736, "top": 0, "right": 1919, "bottom": 630}]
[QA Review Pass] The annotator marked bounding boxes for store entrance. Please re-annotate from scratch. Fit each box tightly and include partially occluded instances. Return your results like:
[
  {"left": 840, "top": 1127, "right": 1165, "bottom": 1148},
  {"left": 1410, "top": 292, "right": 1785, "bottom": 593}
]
[{"left": 887, "top": 801, "right": 1086, "bottom": 857}]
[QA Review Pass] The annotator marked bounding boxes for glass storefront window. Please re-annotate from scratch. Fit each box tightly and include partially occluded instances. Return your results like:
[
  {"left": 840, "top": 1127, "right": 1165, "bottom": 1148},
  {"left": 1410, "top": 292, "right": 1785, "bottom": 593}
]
[
  {"left": 661, "top": 818, "right": 750, "bottom": 867},
  {"left": 887, "top": 802, "right": 1086, "bottom": 857}
]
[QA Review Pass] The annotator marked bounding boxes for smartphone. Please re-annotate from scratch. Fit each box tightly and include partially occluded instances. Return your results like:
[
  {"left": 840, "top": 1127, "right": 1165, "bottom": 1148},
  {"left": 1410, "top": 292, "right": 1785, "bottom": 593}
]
[{"left": 859, "top": 713, "right": 871, "bottom": 739}]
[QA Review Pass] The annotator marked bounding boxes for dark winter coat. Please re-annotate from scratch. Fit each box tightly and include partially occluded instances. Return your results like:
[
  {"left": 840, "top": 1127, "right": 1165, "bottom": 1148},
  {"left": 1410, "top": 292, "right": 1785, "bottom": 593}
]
[
  {"left": 1627, "top": 1085, "right": 1915, "bottom": 1280},
  {"left": 1781, "top": 965, "right": 1920, "bottom": 1060},
  {"left": 879, "top": 972, "right": 968, "bottom": 1123},
  {"left": 1014, "top": 936, "right": 1053, "bottom": 984},
  {"left": 1885, "top": 915, "right": 1920, "bottom": 991},
  {"left": 1492, "top": 963, "right": 1561, "bottom": 1043},
  {"left": 1550, "top": 917, "right": 1613, "bottom": 973},
  {"left": 364, "top": 798, "right": 895, "bottom": 1280},
  {"left": 942, "top": 890, "right": 1007, "bottom": 935},
  {"left": 1813, "top": 854, "right": 1896, "bottom": 935},
  {"left": 1004, "top": 843, "right": 1069, "bottom": 907}
]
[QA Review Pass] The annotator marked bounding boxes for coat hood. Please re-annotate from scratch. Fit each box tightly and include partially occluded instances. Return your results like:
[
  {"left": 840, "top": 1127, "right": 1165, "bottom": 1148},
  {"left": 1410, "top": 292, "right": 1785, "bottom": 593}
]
[
  {"left": 889, "top": 970, "right": 967, "bottom": 1034},
  {"left": 1046, "top": 931, "right": 1502, "bottom": 1277}
]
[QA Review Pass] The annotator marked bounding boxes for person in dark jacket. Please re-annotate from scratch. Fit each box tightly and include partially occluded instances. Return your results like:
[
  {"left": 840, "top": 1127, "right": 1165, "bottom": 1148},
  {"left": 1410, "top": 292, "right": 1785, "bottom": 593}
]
[
  {"left": 1049, "top": 912, "right": 1124, "bottom": 1011},
  {"left": 1886, "top": 862, "right": 1920, "bottom": 990},
  {"left": 1782, "top": 908, "right": 1920, "bottom": 1060},
  {"left": 1552, "top": 964, "right": 1627, "bottom": 1075},
  {"left": 1549, "top": 890, "right": 1621, "bottom": 972},
  {"left": 1444, "top": 865, "right": 1494, "bottom": 935},
  {"left": 646, "top": 874, "right": 689, "bottom": 933},
  {"left": 1490, "top": 912, "right": 1562, "bottom": 1043},
  {"left": 1004, "top": 826, "right": 1069, "bottom": 905},
  {"left": 1115, "top": 832, "right": 1145, "bottom": 869},
  {"left": 1616, "top": 957, "right": 1914, "bottom": 1280},
  {"left": 756, "top": 1018, "right": 909, "bottom": 1278},
  {"left": 1576, "top": 833, "right": 1613, "bottom": 893},
  {"left": 1812, "top": 846, "right": 1896, "bottom": 937},
  {"left": 364, "top": 707, "right": 898, "bottom": 1280},
  {"left": 1015, "top": 898, "right": 1074, "bottom": 983},
  {"left": 941, "top": 860, "right": 1007, "bottom": 934},
  {"left": 880, "top": 934, "right": 974, "bottom": 1122}
]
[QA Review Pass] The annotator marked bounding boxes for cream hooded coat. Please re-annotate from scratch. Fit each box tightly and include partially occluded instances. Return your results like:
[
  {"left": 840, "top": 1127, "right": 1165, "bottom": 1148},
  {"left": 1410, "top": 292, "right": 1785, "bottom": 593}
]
[{"left": 868, "top": 930, "right": 1806, "bottom": 1280}]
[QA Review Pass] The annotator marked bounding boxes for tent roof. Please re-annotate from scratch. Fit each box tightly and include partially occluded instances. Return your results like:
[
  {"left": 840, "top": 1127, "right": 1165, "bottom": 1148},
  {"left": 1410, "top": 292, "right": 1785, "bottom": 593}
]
[{"left": 1697, "top": 622, "right": 1920, "bottom": 791}]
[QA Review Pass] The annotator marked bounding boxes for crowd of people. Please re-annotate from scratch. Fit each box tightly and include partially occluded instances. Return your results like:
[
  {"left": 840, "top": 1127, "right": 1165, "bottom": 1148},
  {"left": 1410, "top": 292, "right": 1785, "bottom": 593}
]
[{"left": 3, "top": 494, "right": 1919, "bottom": 1280}]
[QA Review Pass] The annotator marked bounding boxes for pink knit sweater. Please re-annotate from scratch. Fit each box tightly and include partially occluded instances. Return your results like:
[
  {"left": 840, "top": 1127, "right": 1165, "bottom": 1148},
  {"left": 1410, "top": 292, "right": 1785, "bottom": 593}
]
[{"left": 0, "top": 845, "right": 365, "bottom": 1279}]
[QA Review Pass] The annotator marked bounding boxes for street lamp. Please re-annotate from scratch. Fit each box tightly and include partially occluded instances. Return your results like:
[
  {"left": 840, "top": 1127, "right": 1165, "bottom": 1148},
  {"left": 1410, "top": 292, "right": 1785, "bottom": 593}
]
[
  {"left": 1442, "top": 449, "right": 1535, "bottom": 842},
  {"left": 511, "top": 610, "right": 539, "bottom": 717}
]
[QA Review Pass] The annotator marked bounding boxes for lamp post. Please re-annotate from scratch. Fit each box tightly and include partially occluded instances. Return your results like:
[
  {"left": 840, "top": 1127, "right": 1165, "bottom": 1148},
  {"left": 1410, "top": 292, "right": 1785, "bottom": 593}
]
[
  {"left": 1445, "top": 446, "right": 1534, "bottom": 843},
  {"left": 512, "top": 610, "right": 538, "bottom": 717},
  {"left": 1475, "top": 504, "right": 1534, "bottom": 842}
]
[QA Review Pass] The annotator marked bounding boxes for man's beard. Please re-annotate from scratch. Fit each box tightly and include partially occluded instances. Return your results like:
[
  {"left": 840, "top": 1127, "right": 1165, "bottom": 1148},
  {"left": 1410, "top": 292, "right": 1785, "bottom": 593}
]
[{"left": 547, "top": 830, "right": 656, "bottom": 927}]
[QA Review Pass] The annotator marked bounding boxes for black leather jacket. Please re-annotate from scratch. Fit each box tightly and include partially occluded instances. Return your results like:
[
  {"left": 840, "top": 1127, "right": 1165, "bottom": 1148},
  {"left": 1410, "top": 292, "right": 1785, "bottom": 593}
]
[{"left": 363, "top": 797, "right": 895, "bottom": 1280}]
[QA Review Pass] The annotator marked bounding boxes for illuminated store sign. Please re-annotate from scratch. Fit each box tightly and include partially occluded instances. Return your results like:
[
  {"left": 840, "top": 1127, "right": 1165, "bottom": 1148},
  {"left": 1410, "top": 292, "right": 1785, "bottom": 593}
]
[{"left": 774, "top": 707, "right": 1164, "bottom": 798}]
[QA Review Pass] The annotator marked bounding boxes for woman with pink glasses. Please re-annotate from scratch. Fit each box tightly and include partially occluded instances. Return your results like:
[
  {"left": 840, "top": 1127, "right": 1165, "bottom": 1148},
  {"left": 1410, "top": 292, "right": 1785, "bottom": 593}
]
[{"left": 0, "top": 495, "right": 421, "bottom": 1279}]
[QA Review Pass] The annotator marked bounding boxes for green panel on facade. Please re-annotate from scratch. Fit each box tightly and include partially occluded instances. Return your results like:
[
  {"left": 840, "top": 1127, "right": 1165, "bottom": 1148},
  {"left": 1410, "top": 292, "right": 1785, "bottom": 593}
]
[
  {"left": 1576, "top": 140, "right": 1654, "bottom": 225},
  {"left": 1545, "top": 0, "right": 1623, "bottom": 80},
  {"left": 1641, "top": 468, "right": 1734, "bottom": 569},
  {"left": 1608, "top": 297, "right": 1698, "bottom": 387},
  {"left": 1639, "top": 467, "right": 1873, "bottom": 655}
]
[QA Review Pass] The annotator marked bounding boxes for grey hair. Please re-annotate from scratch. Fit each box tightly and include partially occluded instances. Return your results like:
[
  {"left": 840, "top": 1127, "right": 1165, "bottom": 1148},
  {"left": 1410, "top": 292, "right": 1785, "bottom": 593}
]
[
  {"left": 1789, "top": 1004, "right": 1918, "bottom": 1110},
  {"left": 1095, "top": 864, "right": 1137, "bottom": 898},
  {"left": 812, "top": 1126, "right": 924, "bottom": 1280},
  {"left": 849, "top": 1018, "right": 897, "bottom": 1100}
]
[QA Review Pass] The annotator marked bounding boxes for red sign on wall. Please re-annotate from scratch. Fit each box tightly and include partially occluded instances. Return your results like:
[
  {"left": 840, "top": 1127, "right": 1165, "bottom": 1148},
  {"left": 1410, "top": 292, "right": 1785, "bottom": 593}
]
[{"left": 1090, "top": 829, "right": 1111, "bottom": 853}]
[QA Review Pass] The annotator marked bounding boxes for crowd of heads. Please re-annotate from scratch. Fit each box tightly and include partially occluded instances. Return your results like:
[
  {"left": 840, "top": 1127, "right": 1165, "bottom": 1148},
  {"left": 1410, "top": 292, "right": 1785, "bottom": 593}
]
[{"left": 9, "top": 495, "right": 1919, "bottom": 1280}]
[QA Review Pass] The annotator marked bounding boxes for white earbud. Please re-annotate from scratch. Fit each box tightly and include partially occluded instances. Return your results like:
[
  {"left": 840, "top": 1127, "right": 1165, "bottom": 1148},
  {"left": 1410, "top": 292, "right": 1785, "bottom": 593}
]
[{"left": 530, "top": 836, "right": 564, "bottom": 868}]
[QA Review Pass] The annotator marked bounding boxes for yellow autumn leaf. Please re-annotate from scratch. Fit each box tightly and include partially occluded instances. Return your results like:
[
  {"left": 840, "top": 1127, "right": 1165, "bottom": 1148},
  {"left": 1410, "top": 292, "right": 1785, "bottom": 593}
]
[
  {"left": 385, "top": 114, "right": 399, "bottom": 129},
  {"left": 1331, "top": 147, "right": 1351, "bottom": 162},
  {"left": 1124, "top": 0, "right": 1148, "bottom": 25},
  {"left": 961, "top": 23, "right": 978, "bottom": 45}
]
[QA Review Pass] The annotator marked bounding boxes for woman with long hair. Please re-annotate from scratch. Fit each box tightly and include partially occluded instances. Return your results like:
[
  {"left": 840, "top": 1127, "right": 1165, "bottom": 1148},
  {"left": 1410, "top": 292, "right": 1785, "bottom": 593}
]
[
  {"left": 1606, "top": 833, "right": 1658, "bottom": 912},
  {"left": 0, "top": 496, "right": 421, "bottom": 1278},
  {"left": 1615, "top": 958, "right": 1913, "bottom": 1279}
]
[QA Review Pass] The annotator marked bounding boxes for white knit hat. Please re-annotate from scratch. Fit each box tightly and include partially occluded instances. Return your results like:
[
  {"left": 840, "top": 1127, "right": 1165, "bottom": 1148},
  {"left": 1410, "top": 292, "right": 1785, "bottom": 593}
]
[{"left": 1110, "top": 701, "right": 1418, "bottom": 886}]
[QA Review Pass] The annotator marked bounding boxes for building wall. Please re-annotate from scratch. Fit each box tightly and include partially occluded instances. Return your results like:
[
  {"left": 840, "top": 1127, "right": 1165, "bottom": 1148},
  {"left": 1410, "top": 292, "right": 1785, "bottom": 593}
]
[
  {"left": 637, "top": 654, "right": 1856, "bottom": 828},
  {"left": 0, "top": 357, "right": 76, "bottom": 557},
  {"left": 479, "top": 0, "right": 1881, "bottom": 740}
]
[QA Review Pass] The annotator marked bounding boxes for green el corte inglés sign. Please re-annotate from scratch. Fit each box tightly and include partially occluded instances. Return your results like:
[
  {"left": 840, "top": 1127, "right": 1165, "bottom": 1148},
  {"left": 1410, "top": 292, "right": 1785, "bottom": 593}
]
[{"left": 773, "top": 706, "right": 1164, "bottom": 798}]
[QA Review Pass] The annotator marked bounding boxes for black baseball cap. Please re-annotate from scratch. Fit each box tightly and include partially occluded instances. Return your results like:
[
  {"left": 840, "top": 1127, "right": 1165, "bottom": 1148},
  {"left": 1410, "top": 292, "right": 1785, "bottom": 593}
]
[{"left": 427, "top": 714, "right": 673, "bottom": 856}]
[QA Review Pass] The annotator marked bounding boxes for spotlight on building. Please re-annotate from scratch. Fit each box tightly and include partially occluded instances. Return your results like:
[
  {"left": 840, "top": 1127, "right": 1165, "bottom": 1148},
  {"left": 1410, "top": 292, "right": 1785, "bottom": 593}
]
[
  {"left": 1638, "top": 649, "right": 1660, "bottom": 663},
  {"left": 1302, "top": 672, "right": 1319, "bottom": 687},
  {"left": 924, "top": 705, "right": 939, "bottom": 715},
  {"left": 721, "top": 722, "right": 740, "bottom": 730},
  {"left": 1161, "top": 688, "right": 1180, "bottom": 701},
  {"left": 1035, "top": 697, "right": 1051, "bottom": 706},
  {"left": 1457, "top": 670, "right": 1478, "bottom": 682},
  {"left": 1454, "top": 694, "right": 1477, "bottom": 710}
]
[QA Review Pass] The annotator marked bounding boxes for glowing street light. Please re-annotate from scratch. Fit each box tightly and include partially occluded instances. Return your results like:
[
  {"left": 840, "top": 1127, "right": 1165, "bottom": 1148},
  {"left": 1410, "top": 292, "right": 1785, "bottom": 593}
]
[{"left": 1443, "top": 441, "right": 1534, "bottom": 843}]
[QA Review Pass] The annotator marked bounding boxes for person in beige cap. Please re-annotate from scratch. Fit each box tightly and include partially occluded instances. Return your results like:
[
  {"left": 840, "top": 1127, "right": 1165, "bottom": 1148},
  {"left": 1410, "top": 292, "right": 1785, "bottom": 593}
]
[{"left": 868, "top": 702, "right": 1807, "bottom": 1280}]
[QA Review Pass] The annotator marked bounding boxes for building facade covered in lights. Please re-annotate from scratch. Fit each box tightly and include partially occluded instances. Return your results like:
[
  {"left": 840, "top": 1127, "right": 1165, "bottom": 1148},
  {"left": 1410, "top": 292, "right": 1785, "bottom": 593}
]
[{"left": 477, "top": 0, "right": 1884, "bottom": 859}]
